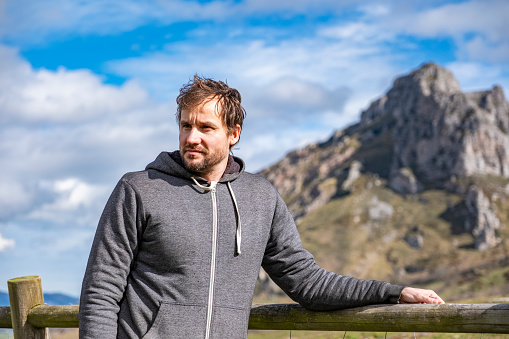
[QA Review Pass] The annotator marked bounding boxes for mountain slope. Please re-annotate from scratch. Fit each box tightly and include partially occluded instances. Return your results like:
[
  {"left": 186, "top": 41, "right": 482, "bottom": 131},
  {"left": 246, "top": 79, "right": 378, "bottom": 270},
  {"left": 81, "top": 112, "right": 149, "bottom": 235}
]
[{"left": 257, "top": 63, "right": 509, "bottom": 301}]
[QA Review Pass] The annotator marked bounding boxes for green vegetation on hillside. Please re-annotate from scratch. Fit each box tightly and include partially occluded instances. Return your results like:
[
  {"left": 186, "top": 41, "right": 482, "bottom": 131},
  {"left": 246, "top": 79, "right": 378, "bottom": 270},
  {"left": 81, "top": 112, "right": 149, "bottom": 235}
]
[{"left": 282, "top": 173, "right": 509, "bottom": 302}]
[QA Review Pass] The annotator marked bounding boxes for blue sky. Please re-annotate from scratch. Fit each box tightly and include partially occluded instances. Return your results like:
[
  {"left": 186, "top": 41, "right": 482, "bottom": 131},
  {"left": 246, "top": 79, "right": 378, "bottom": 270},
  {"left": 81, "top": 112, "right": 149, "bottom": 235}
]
[{"left": 0, "top": 0, "right": 508, "bottom": 297}]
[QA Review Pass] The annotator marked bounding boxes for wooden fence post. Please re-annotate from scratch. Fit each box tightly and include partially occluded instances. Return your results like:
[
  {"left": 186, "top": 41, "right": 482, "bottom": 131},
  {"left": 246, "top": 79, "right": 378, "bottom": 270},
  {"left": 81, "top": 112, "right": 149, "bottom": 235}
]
[{"left": 8, "top": 276, "right": 49, "bottom": 339}]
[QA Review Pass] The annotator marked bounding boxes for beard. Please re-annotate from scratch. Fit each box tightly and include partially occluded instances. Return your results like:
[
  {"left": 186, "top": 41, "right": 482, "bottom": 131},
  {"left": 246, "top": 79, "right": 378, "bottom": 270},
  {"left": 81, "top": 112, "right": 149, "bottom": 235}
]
[{"left": 181, "top": 145, "right": 229, "bottom": 175}]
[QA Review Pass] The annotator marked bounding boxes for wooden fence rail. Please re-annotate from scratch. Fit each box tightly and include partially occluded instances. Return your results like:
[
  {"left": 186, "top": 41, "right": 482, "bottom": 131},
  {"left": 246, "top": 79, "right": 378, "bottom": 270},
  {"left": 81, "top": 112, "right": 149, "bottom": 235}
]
[{"left": 1, "top": 276, "right": 509, "bottom": 338}]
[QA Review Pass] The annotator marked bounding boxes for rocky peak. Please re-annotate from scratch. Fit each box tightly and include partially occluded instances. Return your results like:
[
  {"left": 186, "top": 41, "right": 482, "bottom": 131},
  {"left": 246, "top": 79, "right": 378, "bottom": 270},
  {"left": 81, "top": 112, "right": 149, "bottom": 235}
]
[
  {"left": 360, "top": 63, "right": 461, "bottom": 128},
  {"left": 260, "top": 63, "right": 509, "bottom": 252},
  {"left": 359, "top": 63, "right": 509, "bottom": 185},
  {"left": 394, "top": 62, "right": 461, "bottom": 97}
]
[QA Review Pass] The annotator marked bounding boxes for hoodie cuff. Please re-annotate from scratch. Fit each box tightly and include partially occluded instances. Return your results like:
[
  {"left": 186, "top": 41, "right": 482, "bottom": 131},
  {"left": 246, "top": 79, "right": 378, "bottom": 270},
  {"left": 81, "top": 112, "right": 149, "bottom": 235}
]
[{"left": 388, "top": 285, "right": 406, "bottom": 304}]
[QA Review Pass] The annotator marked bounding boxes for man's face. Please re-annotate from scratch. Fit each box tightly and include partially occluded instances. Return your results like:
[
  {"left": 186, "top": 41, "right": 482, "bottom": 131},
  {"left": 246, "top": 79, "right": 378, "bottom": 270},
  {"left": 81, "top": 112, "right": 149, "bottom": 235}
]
[{"left": 179, "top": 98, "right": 240, "bottom": 181}]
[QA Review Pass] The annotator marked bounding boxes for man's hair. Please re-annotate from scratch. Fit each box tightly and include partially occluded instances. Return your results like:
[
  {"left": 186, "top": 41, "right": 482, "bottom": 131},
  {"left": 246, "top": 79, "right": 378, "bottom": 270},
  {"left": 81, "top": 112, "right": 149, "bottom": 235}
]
[{"left": 176, "top": 75, "right": 246, "bottom": 137}]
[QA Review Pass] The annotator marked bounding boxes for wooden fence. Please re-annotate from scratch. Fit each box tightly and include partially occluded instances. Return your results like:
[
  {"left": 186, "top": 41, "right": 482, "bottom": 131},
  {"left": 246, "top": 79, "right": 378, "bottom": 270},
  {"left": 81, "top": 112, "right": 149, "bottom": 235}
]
[{"left": 1, "top": 276, "right": 509, "bottom": 338}]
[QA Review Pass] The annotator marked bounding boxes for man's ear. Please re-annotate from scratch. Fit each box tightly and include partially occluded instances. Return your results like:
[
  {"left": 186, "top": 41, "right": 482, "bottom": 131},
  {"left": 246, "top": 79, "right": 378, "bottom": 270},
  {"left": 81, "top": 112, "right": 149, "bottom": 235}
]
[{"left": 229, "top": 124, "right": 241, "bottom": 146}]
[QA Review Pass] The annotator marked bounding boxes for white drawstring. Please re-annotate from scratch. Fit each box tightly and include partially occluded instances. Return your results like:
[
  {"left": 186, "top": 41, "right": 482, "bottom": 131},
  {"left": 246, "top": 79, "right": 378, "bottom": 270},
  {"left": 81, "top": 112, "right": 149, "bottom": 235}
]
[
  {"left": 191, "top": 177, "right": 242, "bottom": 255},
  {"left": 227, "top": 182, "right": 242, "bottom": 255},
  {"left": 191, "top": 176, "right": 212, "bottom": 190}
]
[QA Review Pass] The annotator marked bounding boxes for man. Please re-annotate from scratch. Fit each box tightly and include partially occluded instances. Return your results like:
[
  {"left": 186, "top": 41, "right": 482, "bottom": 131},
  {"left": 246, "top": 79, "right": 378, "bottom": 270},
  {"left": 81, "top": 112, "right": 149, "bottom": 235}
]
[{"left": 79, "top": 76, "right": 444, "bottom": 338}]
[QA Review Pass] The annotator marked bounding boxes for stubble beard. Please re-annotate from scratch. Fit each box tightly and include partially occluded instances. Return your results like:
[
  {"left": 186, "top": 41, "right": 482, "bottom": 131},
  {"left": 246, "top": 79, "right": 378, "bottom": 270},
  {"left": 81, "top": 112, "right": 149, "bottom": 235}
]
[{"left": 181, "top": 146, "right": 228, "bottom": 176}]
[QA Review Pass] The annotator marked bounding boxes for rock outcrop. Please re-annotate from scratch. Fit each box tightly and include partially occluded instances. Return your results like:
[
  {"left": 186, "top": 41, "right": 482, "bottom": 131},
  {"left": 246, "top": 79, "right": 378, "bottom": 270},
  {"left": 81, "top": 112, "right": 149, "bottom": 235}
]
[
  {"left": 464, "top": 186, "right": 502, "bottom": 251},
  {"left": 260, "top": 131, "right": 357, "bottom": 221},
  {"left": 389, "top": 167, "right": 423, "bottom": 195}
]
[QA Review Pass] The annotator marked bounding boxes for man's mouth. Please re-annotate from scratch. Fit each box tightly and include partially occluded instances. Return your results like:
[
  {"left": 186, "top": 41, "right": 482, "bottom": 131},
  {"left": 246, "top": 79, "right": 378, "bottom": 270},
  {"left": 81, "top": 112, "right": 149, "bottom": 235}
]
[{"left": 184, "top": 146, "right": 206, "bottom": 157}]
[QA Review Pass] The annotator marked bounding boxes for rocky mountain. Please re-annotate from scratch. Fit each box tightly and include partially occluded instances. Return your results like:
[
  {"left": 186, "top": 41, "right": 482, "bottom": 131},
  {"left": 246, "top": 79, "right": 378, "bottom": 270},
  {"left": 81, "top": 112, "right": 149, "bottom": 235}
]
[{"left": 257, "top": 63, "right": 509, "bottom": 301}]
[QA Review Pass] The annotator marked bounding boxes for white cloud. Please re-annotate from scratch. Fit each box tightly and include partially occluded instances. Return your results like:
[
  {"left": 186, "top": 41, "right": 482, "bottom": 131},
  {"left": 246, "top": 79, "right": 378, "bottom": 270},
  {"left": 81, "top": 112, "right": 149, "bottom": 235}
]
[
  {"left": 0, "top": 181, "right": 33, "bottom": 219},
  {"left": 0, "top": 233, "right": 15, "bottom": 251},
  {"left": 25, "top": 178, "right": 109, "bottom": 225},
  {"left": 358, "top": 3, "right": 390, "bottom": 17},
  {"left": 0, "top": 46, "right": 148, "bottom": 125},
  {"left": 396, "top": 0, "right": 509, "bottom": 39},
  {"left": 461, "top": 35, "right": 509, "bottom": 64},
  {"left": 387, "top": 0, "right": 509, "bottom": 63},
  {"left": 319, "top": 22, "right": 395, "bottom": 44},
  {"left": 243, "top": 77, "right": 351, "bottom": 119},
  {"left": 0, "top": 45, "right": 176, "bottom": 231}
]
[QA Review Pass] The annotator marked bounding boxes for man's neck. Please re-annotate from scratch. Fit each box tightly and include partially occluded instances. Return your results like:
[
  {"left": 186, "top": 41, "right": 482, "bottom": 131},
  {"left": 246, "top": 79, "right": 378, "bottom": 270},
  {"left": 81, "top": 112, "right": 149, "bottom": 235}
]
[
  {"left": 199, "top": 169, "right": 224, "bottom": 182},
  {"left": 186, "top": 156, "right": 228, "bottom": 183}
]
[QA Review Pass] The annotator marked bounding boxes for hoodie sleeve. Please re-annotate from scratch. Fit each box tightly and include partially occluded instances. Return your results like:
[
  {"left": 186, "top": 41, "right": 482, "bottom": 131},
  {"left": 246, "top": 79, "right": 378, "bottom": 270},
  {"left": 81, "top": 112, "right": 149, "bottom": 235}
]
[
  {"left": 79, "top": 176, "right": 144, "bottom": 338},
  {"left": 262, "top": 192, "right": 404, "bottom": 311}
]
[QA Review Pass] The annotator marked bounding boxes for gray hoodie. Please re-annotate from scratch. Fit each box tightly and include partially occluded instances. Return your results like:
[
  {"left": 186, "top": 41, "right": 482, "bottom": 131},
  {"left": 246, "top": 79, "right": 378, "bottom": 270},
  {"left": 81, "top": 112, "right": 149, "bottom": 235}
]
[{"left": 79, "top": 151, "right": 404, "bottom": 338}]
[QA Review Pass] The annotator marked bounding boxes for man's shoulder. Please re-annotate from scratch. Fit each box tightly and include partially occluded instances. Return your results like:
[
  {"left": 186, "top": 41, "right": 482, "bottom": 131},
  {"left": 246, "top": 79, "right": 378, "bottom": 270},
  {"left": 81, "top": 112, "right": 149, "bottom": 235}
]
[
  {"left": 236, "top": 172, "right": 280, "bottom": 196},
  {"left": 118, "top": 169, "right": 174, "bottom": 189},
  {"left": 114, "top": 170, "right": 189, "bottom": 199},
  {"left": 239, "top": 171, "right": 271, "bottom": 185},
  {"left": 120, "top": 170, "right": 150, "bottom": 183}
]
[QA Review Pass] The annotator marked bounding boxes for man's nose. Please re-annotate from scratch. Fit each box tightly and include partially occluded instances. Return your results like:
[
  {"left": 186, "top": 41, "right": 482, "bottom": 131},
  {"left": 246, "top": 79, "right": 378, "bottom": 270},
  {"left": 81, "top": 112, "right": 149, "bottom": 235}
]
[{"left": 186, "top": 128, "right": 201, "bottom": 144}]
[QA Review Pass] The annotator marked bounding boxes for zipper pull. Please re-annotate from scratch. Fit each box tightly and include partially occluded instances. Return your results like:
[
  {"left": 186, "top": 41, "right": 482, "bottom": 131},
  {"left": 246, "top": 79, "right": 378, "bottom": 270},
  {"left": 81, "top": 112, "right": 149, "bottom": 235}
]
[{"left": 210, "top": 181, "right": 217, "bottom": 192}]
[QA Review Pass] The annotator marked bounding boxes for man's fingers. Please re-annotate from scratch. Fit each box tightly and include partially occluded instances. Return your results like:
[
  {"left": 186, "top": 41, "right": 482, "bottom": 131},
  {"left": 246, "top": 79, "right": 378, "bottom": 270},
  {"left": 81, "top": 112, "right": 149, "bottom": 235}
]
[
  {"left": 400, "top": 287, "right": 445, "bottom": 304},
  {"left": 429, "top": 292, "right": 445, "bottom": 304}
]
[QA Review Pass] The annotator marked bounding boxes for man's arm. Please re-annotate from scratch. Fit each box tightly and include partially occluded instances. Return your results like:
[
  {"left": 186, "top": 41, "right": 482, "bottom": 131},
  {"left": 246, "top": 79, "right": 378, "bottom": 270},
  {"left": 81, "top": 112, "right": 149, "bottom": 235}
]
[
  {"left": 79, "top": 177, "right": 144, "bottom": 338},
  {"left": 262, "top": 191, "right": 444, "bottom": 310}
]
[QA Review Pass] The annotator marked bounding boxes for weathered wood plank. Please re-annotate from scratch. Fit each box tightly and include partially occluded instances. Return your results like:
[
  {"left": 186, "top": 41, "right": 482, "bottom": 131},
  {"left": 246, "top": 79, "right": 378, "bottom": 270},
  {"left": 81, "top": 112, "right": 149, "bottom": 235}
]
[
  {"left": 23, "top": 303, "right": 509, "bottom": 334},
  {"left": 0, "top": 306, "right": 12, "bottom": 328},
  {"left": 28, "top": 305, "right": 79, "bottom": 328},
  {"left": 248, "top": 303, "right": 509, "bottom": 333}
]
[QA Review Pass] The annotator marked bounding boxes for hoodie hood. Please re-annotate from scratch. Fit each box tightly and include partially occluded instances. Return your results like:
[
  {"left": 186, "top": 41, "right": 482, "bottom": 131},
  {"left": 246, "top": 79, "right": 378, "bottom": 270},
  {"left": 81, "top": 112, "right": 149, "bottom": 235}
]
[{"left": 145, "top": 151, "right": 245, "bottom": 183}]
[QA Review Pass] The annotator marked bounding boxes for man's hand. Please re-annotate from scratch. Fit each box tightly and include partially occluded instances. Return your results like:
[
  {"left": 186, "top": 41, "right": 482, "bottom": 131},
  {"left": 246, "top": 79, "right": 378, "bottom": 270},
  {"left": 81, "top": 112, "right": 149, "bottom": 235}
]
[{"left": 398, "top": 287, "right": 444, "bottom": 304}]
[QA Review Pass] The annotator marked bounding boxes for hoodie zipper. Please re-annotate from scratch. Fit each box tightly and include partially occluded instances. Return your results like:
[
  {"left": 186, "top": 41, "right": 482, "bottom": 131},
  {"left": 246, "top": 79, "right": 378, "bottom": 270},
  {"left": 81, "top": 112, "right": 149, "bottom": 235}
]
[{"left": 205, "top": 181, "right": 218, "bottom": 339}]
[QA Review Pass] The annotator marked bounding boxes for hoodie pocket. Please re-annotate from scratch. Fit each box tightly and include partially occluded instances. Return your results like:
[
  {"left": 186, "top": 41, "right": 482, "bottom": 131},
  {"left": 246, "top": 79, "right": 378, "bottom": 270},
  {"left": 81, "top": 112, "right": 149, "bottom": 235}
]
[
  {"left": 142, "top": 302, "right": 206, "bottom": 339},
  {"left": 211, "top": 305, "right": 250, "bottom": 338}
]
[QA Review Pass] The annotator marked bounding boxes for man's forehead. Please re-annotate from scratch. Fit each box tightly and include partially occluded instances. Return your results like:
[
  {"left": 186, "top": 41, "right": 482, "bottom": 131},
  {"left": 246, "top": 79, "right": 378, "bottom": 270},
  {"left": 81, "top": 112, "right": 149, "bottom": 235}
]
[
  {"left": 184, "top": 97, "right": 221, "bottom": 113},
  {"left": 180, "top": 114, "right": 221, "bottom": 125},
  {"left": 181, "top": 98, "right": 222, "bottom": 121}
]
